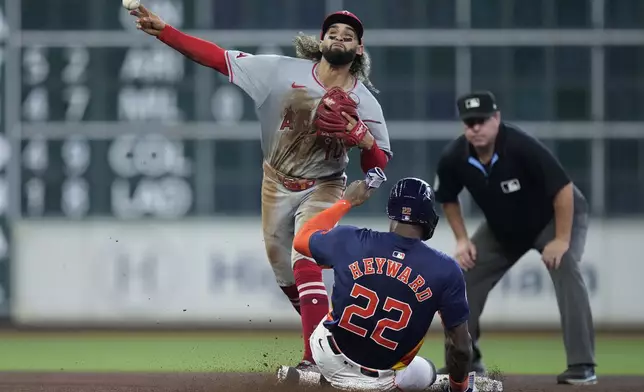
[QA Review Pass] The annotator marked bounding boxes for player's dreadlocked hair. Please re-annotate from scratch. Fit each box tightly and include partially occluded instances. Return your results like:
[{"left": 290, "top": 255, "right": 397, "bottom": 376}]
[{"left": 293, "top": 33, "right": 378, "bottom": 94}]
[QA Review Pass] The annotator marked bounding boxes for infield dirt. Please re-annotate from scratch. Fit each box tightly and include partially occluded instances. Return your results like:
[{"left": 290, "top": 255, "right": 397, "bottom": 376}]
[{"left": 0, "top": 372, "right": 641, "bottom": 392}]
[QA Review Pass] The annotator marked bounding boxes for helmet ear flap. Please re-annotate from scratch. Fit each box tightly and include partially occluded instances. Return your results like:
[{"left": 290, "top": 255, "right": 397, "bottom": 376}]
[
  {"left": 422, "top": 213, "right": 439, "bottom": 241},
  {"left": 422, "top": 226, "right": 433, "bottom": 241}
]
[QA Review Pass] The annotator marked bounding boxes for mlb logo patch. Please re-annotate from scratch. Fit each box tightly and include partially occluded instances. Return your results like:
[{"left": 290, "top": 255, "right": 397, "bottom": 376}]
[
  {"left": 401, "top": 207, "right": 412, "bottom": 221},
  {"left": 465, "top": 98, "right": 480, "bottom": 109},
  {"left": 393, "top": 251, "right": 405, "bottom": 260},
  {"left": 500, "top": 178, "right": 521, "bottom": 194}
]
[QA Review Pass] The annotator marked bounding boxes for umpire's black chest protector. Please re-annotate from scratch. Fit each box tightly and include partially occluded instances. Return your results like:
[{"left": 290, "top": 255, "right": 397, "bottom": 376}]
[{"left": 458, "top": 124, "right": 555, "bottom": 244}]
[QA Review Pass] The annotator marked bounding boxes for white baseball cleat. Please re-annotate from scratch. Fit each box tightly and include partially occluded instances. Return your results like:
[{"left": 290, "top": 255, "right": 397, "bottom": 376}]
[{"left": 276, "top": 365, "right": 324, "bottom": 387}]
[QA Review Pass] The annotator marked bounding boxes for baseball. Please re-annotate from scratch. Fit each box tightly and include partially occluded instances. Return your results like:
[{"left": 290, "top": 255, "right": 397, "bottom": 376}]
[{"left": 122, "top": 0, "right": 140, "bottom": 10}]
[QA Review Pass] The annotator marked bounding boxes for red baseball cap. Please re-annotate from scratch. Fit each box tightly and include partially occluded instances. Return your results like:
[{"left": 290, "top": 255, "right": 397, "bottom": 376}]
[{"left": 320, "top": 10, "right": 364, "bottom": 43}]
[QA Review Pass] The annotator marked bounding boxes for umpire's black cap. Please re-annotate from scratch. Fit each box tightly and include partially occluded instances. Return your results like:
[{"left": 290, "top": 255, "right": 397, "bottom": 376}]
[{"left": 456, "top": 91, "right": 499, "bottom": 120}]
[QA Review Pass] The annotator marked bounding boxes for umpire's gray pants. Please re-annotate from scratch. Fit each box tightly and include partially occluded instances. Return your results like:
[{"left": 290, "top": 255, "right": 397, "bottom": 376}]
[{"left": 463, "top": 195, "right": 596, "bottom": 368}]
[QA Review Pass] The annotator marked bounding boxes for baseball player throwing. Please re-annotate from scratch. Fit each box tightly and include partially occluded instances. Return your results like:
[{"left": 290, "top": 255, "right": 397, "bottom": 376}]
[
  {"left": 129, "top": 5, "right": 392, "bottom": 369},
  {"left": 286, "top": 175, "right": 474, "bottom": 392}
]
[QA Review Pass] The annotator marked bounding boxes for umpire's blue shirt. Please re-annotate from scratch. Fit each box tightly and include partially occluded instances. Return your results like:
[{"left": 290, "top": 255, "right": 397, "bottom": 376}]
[{"left": 434, "top": 122, "right": 579, "bottom": 250}]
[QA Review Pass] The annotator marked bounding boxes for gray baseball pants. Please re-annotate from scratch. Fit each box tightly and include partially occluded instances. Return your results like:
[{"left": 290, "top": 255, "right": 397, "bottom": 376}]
[{"left": 462, "top": 189, "right": 596, "bottom": 369}]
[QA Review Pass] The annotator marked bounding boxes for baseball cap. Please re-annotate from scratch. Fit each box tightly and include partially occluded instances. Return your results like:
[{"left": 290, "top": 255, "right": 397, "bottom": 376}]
[
  {"left": 456, "top": 91, "right": 499, "bottom": 120},
  {"left": 321, "top": 10, "right": 364, "bottom": 43}
]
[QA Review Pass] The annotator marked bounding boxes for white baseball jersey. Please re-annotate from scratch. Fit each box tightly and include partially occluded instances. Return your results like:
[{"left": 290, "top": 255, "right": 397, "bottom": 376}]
[{"left": 225, "top": 51, "right": 392, "bottom": 179}]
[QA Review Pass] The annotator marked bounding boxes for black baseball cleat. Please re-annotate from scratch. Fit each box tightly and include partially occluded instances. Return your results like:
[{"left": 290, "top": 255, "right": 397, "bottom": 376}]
[{"left": 556, "top": 365, "right": 597, "bottom": 385}]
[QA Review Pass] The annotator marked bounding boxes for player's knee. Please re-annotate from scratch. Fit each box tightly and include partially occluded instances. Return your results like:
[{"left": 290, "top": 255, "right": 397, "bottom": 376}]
[
  {"left": 264, "top": 241, "right": 289, "bottom": 266},
  {"left": 262, "top": 243, "right": 296, "bottom": 285},
  {"left": 410, "top": 356, "right": 437, "bottom": 389}
]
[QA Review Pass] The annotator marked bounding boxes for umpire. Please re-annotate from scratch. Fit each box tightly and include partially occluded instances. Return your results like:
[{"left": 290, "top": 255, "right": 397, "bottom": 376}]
[{"left": 433, "top": 91, "right": 596, "bottom": 385}]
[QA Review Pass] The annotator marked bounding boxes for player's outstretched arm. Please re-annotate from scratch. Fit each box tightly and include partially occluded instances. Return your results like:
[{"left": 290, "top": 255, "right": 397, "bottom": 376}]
[
  {"left": 444, "top": 322, "right": 473, "bottom": 392},
  {"left": 293, "top": 179, "right": 374, "bottom": 258},
  {"left": 129, "top": 5, "right": 229, "bottom": 76},
  {"left": 293, "top": 200, "right": 352, "bottom": 258}
]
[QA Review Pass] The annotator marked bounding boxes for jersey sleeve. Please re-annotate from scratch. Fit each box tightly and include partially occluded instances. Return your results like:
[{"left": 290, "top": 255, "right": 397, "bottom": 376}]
[
  {"left": 308, "top": 225, "right": 359, "bottom": 268},
  {"left": 434, "top": 147, "right": 463, "bottom": 203},
  {"left": 225, "top": 50, "right": 283, "bottom": 107},
  {"left": 359, "top": 99, "right": 392, "bottom": 158},
  {"left": 438, "top": 261, "right": 470, "bottom": 329},
  {"left": 518, "top": 132, "right": 571, "bottom": 199}
]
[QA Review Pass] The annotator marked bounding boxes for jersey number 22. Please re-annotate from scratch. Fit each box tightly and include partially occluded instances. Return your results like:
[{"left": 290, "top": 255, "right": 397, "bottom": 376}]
[{"left": 338, "top": 283, "right": 412, "bottom": 351}]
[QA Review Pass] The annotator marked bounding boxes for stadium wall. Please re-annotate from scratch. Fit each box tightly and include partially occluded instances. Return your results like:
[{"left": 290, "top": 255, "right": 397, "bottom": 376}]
[{"left": 7, "top": 218, "right": 644, "bottom": 332}]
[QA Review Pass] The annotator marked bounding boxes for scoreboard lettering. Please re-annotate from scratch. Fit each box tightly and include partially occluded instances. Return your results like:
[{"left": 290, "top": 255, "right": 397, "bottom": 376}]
[
  {"left": 118, "top": 48, "right": 186, "bottom": 122},
  {"left": 20, "top": 135, "right": 197, "bottom": 219},
  {"left": 21, "top": 46, "right": 195, "bottom": 123},
  {"left": 108, "top": 134, "right": 194, "bottom": 219}
]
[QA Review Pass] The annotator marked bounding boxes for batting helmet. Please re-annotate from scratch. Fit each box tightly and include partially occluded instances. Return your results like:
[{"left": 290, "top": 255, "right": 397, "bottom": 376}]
[
  {"left": 387, "top": 177, "right": 440, "bottom": 241},
  {"left": 321, "top": 10, "right": 364, "bottom": 43}
]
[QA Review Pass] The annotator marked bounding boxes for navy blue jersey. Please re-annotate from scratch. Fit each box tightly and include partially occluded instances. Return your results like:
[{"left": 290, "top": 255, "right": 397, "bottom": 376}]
[{"left": 309, "top": 225, "right": 469, "bottom": 370}]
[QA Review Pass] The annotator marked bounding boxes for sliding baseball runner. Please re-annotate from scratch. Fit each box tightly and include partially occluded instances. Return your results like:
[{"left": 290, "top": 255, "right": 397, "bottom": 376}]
[{"left": 275, "top": 174, "right": 503, "bottom": 392}]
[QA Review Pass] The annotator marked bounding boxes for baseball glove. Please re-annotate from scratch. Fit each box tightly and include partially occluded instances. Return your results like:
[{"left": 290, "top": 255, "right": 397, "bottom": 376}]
[{"left": 313, "top": 86, "right": 369, "bottom": 147}]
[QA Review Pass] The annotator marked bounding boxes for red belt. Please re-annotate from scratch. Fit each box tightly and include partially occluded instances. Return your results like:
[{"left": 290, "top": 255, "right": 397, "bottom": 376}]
[
  {"left": 276, "top": 173, "right": 316, "bottom": 192},
  {"left": 263, "top": 162, "right": 343, "bottom": 193}
]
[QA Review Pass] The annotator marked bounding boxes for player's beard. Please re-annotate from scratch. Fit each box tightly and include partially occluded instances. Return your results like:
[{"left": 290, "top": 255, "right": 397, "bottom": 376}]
[{"left": 322, "top": 46, "right": 357, "bottom": 67}]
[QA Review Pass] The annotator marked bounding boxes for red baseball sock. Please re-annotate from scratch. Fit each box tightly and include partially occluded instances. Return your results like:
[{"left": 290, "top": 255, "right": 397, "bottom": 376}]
[
  {"left": 279, "top": 284, "right": 301, "bottom": 315},
  {"left": 293, "top": 259, "right": 329, "bottom": 363}
]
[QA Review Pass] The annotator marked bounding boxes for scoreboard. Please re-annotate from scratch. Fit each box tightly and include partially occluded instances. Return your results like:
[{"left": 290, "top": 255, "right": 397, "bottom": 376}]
[
  {"left": 6, "top": 0, "right": 298, "bottom": 221},
  {"left": 16, "top": 0, "right": 200, "bottom": 219},
  {"left": 20, "top": 45, "right": 198, "bottom": 123},
  {"left": 0, "top": 0, "right": 299, "bottom": 318}
]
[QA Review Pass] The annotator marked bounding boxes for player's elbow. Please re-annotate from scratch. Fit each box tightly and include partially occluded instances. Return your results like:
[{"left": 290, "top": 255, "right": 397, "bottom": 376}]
[{"left": 453, "top": 337, "right": 473, "bottom": 363}]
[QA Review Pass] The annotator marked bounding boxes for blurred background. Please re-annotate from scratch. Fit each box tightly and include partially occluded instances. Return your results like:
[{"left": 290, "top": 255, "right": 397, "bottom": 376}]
[{"left": 0, "top": 0, "right": 643, "bottom": 344}]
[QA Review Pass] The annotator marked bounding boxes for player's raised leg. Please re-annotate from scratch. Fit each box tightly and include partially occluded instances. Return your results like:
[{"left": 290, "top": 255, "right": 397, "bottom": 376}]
[
  {"left": 292, "top": 178, "right": 345, "bottom": 366},
  {"left": 261, "top": 168, "right": 300, "bottom": 313}
]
